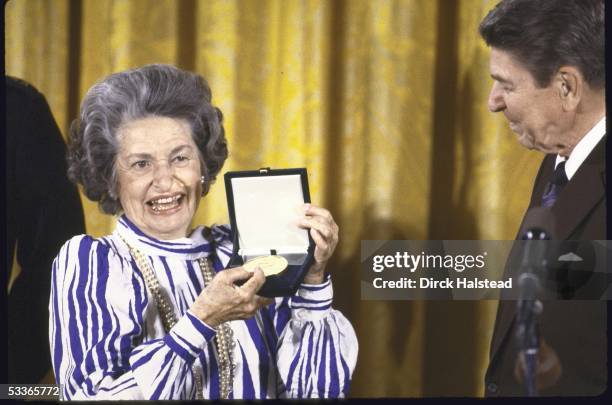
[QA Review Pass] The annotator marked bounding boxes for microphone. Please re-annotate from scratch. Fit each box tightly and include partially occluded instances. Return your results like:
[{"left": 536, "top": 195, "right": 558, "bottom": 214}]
[
  {"left": 518, "top": 226, "right": 550, "bottom": 301},
  {"left": 519, "top": 207, "right": 557, "bottom": 240},
  {"left": 516, "top": 207, "right": 555, "bottom": 300}
]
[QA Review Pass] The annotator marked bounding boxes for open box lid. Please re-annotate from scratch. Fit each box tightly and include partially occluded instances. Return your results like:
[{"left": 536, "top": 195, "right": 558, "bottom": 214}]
[{"left": 224, "top": 168, "right": 314, "bottom": 262}]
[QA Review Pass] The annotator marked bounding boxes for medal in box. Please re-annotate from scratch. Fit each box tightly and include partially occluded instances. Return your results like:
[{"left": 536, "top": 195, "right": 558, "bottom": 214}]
[{"left": 224, "top": 168, "right": 315, "bottom": 297}]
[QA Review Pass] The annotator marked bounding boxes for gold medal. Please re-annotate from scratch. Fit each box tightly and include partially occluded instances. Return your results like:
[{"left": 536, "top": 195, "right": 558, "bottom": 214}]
[{"left": 243, "top": 255, "right": 288, "bottom": 276}]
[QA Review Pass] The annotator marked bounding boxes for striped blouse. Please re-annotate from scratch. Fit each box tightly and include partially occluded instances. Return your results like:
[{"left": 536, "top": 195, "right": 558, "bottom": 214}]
[{"left": 49, "top": 215, "right": 358, "bottom": 400}]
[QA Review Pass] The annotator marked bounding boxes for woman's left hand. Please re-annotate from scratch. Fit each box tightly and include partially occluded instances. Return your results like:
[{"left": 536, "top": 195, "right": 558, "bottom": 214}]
[{"left": 298, "top": 204, "right": 339, "bottom": 284}]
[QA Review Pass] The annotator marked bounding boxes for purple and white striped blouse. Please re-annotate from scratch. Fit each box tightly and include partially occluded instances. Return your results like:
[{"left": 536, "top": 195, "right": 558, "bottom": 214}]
[{"left": 49, "top": 215, "right": 358, "bottom": 400}]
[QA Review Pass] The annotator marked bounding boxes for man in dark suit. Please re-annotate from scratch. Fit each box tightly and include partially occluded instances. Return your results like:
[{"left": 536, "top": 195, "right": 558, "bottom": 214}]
[
  {"left": 478, "top": 0, "right": 606, "bottom": 396},
  {"left": 6, "top": 77, "right": 86, "bottom": 383}
]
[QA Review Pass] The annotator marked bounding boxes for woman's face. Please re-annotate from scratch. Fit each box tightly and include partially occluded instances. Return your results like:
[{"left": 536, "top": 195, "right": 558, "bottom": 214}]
[{"left": 115, "top": 115, "right": 203, "bottom": 240}]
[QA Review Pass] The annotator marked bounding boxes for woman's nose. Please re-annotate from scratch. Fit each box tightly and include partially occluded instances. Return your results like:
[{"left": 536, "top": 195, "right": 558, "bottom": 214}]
[
  {"left": 152, "top": 161, "right": 173, "bottom": 190},
  {"left": 487, "top": 82, "right": 506, "bottom": 113}
]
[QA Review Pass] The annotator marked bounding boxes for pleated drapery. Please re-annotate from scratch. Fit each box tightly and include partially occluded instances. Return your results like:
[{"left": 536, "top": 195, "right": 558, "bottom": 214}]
[{"left": 6, "top": 0, "right": 544, "bottom": 397}]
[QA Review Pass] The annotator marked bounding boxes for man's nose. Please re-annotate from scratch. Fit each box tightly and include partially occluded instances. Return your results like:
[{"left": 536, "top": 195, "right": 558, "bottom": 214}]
[{"left": 487, "top": 82, "right": 506, "bottom": 113}]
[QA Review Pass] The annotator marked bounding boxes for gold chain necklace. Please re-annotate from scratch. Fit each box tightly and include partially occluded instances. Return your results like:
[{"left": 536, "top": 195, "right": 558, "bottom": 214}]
[{"left": 119, "top": 234, "right": 235, "bottom": 399}]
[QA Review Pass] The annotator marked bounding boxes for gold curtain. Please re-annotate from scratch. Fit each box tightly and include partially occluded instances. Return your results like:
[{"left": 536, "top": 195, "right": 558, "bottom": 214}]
[{"left": 6, "top": 0, "right": 544, "bottom": 397}]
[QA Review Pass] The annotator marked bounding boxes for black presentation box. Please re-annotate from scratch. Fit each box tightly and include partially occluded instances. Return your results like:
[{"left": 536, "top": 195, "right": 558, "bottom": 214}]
[{"left": 224, "top": 168, "right": 316, "bottom": 297}]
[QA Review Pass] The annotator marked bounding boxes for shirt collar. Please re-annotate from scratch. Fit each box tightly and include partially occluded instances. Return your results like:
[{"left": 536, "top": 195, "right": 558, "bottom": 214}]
[
  {"left": 113, "top": 215, "right": 213, "bottom": 259},
  {"left": 555, "top": 116, "right": 606, "bottom": 180}
]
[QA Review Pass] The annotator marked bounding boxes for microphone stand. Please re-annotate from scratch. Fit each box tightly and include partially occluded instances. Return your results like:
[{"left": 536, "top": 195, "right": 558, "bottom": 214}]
[
  {"left": 516, "top": 229, "right": 548, "bottom": 397},
  {"left": 516, "top": 287, "right": 542, "bottom": 396}
]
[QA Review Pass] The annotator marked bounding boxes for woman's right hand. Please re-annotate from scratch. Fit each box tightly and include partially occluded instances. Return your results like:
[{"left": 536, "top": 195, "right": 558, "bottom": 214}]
[{"left": 189, "top": 267, "right": 273, "bottom": 328}]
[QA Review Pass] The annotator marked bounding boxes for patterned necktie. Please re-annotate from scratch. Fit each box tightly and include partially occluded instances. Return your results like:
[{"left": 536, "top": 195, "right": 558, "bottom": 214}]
[{"left": 541, "top": 160, "right": 568, "bottom": 207}]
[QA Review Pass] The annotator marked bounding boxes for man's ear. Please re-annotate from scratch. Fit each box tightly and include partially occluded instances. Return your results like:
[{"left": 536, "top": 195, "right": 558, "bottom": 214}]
[{"left": 556, "top": 66, "right": 582, "bottom": 111}]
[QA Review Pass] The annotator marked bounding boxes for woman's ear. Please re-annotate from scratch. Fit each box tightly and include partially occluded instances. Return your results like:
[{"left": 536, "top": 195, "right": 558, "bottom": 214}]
[
  {"left": 108, "top": 179, "right": 119, "bottom": 200},
  {"left": 200, "top": 175, "right": 208, "bottom": 196},
  {"left": 199, "top": 164, "right": 211, "bottom": 197},
  {"left": 556, "top": 66, "right": 582, "bottom": 111}
]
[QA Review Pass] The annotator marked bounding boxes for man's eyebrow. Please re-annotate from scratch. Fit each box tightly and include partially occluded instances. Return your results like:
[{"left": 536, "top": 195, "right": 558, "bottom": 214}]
[{"left": 491, "top": 73, "right": 511, "bottom": 84}]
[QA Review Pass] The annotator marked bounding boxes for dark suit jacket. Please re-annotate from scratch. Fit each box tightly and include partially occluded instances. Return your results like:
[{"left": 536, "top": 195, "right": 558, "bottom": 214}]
[
  {"left": 485, "top": 135, "right": 607, "bottom": 396},
  {"left": 6, "top": 77, "right": 86, "bottom": 383}
]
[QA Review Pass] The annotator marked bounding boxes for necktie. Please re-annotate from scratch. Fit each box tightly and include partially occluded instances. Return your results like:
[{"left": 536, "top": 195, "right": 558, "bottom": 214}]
[{"left": 541, "top": 160, "right": 568, "bottom": 207}]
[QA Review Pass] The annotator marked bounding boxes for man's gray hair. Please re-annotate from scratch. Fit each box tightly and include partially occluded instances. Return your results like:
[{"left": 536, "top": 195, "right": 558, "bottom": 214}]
[{"left": 479, "top": 0, "right": 604, "bottom": 89}]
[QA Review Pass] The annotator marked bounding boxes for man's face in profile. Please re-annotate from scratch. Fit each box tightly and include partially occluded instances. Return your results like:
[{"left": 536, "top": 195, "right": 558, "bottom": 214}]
[{"left": 487, "top": 48, "right": 569, "bottom": 154}]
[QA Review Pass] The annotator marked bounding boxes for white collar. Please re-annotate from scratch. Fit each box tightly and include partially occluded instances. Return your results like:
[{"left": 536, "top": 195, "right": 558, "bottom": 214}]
[
  {"left": 113, "top": 215, "right": 213, "bottom": 259},
  {"left": 554, "top": 116, "right": 606, "bottom": 180}
]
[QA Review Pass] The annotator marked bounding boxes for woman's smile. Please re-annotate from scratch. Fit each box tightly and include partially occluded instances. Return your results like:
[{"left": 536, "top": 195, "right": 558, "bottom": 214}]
[{"left": 147, "top": 193, "right": 185, "bottom": 214}]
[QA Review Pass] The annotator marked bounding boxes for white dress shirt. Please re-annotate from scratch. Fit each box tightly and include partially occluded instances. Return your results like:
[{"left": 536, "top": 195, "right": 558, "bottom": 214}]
[{"left": 554, "top": 116, "right": 606, "bottom": 179}]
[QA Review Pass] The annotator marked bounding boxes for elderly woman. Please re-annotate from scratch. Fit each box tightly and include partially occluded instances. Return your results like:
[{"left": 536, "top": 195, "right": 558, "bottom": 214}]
[{"left": 49, "top": 64, "right": 357, "bottom": 400}]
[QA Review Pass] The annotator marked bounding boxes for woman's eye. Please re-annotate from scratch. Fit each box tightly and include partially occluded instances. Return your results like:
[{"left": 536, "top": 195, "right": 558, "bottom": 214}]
[
  {"left": 132, "top": 160, "right": 150, "bottom": 169},
  {"left": 173, "top": 155, "right": 190, "bottom": 164}
]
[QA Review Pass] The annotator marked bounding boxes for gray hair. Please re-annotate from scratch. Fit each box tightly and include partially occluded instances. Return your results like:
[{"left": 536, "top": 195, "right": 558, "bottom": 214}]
[
  {"left": 67, "top": 64, "right": 228, "bottom": 214},
  {"left": 479, "top": 0, "right": 604, "bottom": 89}
]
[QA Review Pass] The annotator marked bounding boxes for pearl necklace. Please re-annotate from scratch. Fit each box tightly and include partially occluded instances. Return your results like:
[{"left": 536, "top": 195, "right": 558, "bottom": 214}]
[{"left": 119, "top": 234, "right": 235, "bottom": 399}]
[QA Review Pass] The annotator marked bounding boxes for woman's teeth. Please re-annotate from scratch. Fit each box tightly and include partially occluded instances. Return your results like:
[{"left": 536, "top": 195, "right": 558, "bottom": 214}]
[{"left": 149, "top": 195, "right": 182, "bottom": 212}]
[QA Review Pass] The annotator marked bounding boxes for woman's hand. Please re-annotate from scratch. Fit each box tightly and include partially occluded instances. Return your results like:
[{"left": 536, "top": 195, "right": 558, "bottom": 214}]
[
  {"left": 298, "top": 204, "right": 339, "bottom": 284},
  {"left": 190, "top": 267, "right": 273, "bottom": 328}
]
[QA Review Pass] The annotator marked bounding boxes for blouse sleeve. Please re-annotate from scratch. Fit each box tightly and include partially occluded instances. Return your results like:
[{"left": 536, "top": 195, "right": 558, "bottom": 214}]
[
  {"left": 49, "top": 235, "right": 217, "bottom": 400},
  {"left": 270, "top": 274, "right": 358, "bottom": 398}
]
